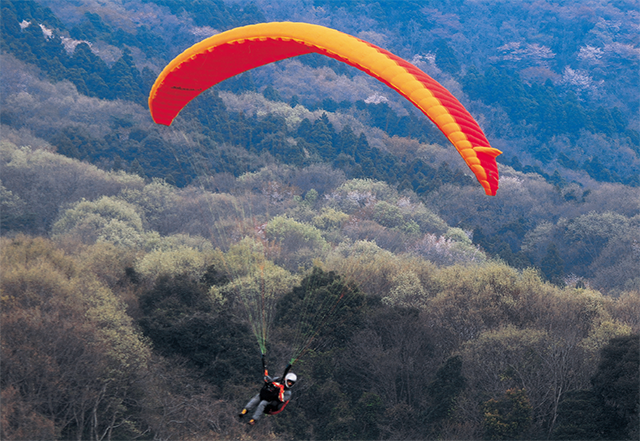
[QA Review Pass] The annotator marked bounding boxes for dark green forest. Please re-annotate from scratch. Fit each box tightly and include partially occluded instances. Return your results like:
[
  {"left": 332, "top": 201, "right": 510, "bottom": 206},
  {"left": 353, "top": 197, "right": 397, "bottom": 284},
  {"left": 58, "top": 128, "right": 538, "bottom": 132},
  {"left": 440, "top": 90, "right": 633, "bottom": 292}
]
[{"left": 1, "top": 0, "right": 639, "bottom": 440}]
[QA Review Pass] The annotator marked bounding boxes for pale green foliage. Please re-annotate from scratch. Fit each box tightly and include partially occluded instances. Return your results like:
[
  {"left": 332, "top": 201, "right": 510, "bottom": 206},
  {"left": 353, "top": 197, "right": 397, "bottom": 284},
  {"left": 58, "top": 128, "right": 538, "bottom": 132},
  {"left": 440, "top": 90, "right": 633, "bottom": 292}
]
[
  {"left": 135, "top": 245, "right": 218, "bottom": 282},
  {"left": 462, "top": 325, "right": 552, "bottom": 385},
  {"left": 210, "top": 239, "right": 300, "bottom": 350},
  {"left": 327, "top": 239, "right": 396, "bottom": 264},
  {"left": 400, "top": 203, "right": 448, "bottom": 234},
  {"left": 410, "top": 233, "right": 487, "bottom": 266},
  {"left": 312, "top": 207, "right": 350, "bottom": 231},
  {"left": 265, "top": 215, "right": 329, "bottom": 269},
  {"left": 324, "top": 240, "right": 400, "bottom": 296},
  {"left": 401, "top": 219, "right": 421, "bottom": 235},
  {"left": 120, "top": 178, "right": 179, "bottom": 230},
  {"left": 326, "top": 178, "right": 398, "bottom": 214},
  {"left": 221, "top": 237, "right": 271, "bottom": 278},
  {"left": 397, "top": 197, "right": 448, "bottom": 235},
  {"left": 579, "top": 319, "right": 632, "bottom": 353},
  {"left": 423, "top": 264, "right": 552, "bottom": 342},
  {"left": 146, "top": 233, "right": 215, "bottom": 253},
  {"left": 99, "top": 218, "right": 147, "bottom": 248},
  {"left": 52, "top": 196, "right": 148, "bottom": 247},
  {"left": 382, "top": 270, "right": 427, "bottom": 309},
  {"left": 610, "top": 291, "right": 640, "bottom": 333},
  {"left": 1, "top": 236, "right": 150, "bottom": 437},
  {"left": 75, "top": 241, "right": 136, "bottom": 290},
  {"left": 445, "top": 227, "right": 472, "bottom": 244},
  {"left": 558, "top": 287, "right": 633, "bottom": 355},
  {"left": 324, "top": 179, "right": 448, "bottom": 238},
  {"left": 304, "top": 188, "right": 319, "bottom": 205},
  {"left": 1, "top": 141, "right": 144, "bottom": 234},
  {"left": 0, "top": 179, "right": 27, "bottom": 226},
  {"left": 323, "top": 240, "right": 436, "bottom": 298},
  {"left": 214, "top": 259, "right": 298, "bottom": 307},
  {"left": 81, "top": 276, "right": 151, "bottom": 373},
  {"left": 449, "top": 241, "right": 487, "bottom": 264},
  {"left": 373, "top": 200, "right": 404, "bottom": 228}
]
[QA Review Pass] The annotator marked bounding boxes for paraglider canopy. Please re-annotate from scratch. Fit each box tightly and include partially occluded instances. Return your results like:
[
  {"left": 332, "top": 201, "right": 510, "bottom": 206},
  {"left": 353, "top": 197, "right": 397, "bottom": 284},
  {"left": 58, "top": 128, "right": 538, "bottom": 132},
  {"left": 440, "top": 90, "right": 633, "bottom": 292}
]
[{"left": 149, "top": 22, "right": 501, "bottom": 195}]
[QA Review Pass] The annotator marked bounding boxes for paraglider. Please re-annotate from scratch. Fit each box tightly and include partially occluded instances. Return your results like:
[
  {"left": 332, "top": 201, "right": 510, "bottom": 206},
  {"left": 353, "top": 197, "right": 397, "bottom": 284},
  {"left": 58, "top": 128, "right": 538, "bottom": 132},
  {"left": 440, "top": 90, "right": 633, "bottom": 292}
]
[
  {"left": 148, "top": 22, "right": 501, "bottom": 195},
  {"left": 147, "top": 22, "right": 502, "bottom": 425},
  {"left": 239, "top": 354, "right": 296, "bottom": 425}
]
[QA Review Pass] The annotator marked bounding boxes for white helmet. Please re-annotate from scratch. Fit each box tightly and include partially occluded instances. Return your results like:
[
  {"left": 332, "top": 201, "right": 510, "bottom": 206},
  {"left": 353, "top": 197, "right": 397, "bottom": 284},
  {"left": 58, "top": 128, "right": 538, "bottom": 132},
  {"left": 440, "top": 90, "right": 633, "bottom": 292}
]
[{"left": 285, "top": 373, "right": 297, "bottom": 388}]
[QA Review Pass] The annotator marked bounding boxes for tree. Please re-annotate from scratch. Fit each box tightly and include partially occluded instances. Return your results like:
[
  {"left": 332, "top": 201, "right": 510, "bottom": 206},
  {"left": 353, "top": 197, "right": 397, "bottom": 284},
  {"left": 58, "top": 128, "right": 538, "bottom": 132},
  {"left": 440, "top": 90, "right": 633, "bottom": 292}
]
[
  {"left": 51, "top": 196, "right": 147, "bottom": 248},
  {"left": 265, "top": 216, "right": 329, "bottom": 271},
  {"left": 108, "top": 49, "right": 144, "bottom": 102},
  {"left": 120, "top": 178, "right": 181, "bottom": 235},
  {"left": 0, "top": 180, "right": 29, "bottom": 232},
  {"left": 590, "top": 334, "right": 639, "bottom": 440},
  {"left": 138, "top": 272, "right": 256, "bottom": 389},
  {"left": 373, "top": 200, "right": 404, "bottom": 229},
  {"left": 541, "top": 243, "right": 565, "bottom": 285},
  {"left": 552, "top": 390, "right": 601, "bottom": 440},
  {"left": 262, "top": 85, "right": 283, "bottom": 102},
  {"left": 69, "top": 43, "right": 109, "bottom": 98},
  {"left": 482, "top": 388, "right": 533, "bottom": 440},
  {"left": 436, "top": 39, "right": 461, "bottom": 75},
  {"left": 0, "top": 235, "right": 151, "bottom": 439},
  {"left": 1, "top": 142, "right": 144, "bottom": 235},
  {"left": 426, "top": 355, "right": 467, "bottom": 429},
  {"left": 275, "top": 267, "right": 366, "bottom": 354}
]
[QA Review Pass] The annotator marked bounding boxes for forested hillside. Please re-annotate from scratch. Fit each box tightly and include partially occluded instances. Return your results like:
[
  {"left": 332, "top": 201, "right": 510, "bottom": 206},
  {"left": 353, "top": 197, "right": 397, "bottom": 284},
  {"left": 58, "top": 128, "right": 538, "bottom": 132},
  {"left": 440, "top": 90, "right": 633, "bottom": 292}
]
[{"left": 1, "top": 1, "right": 639, "bottom": 440}]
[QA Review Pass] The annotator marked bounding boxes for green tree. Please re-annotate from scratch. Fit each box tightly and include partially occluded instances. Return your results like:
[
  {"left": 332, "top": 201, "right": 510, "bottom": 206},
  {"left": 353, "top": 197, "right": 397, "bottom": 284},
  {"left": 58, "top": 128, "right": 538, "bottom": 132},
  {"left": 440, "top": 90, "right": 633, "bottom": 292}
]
[
  {"left": 0, "top": 236, "right": 150, "bottom": 440},
  {"left": 541, "top": 243, "right": 565, "bottom": 285},
  {"left": 262, "top": 85, "right": 283, "bottom": 102},
  {"left": 436, "top": 39, "right": 461, "bottom": 75},
  {"left": 265, "top": 216, "right": 329, "bottom": 271},
  {"left": 309, "top": 113, "right": 336, "bottom": 159},
  {"left": 426, "top": 355, "right": 467, "bottom": 428},
  {"left": 275, "top": 267, "right": 366, "bottom": 358},
  {"left": 69, "top": 43, "right": 109, "bottom": 98},
  {"left": 0, "top": 180, "right": 29, "bottom": 232},
  {"left": 108, "top": 49, "right": 144, "bottom": 102},
  {"left": 591, "top": 334, "right": 639, "bottom": 440},
  {"left": 482, "top": 388, "right": 533, "bottom": 440},
  {"left": 373, "top": 200, "right": 404, "bottom": 228},
  {"left": 138, "top": 271, "right": 255, "bottom": 389},
  {"left": 52, "top": 196, "right": 147, "bottom": 248},
  {"left": 552, "top": 390, "right": 601, "bottom": 440}
]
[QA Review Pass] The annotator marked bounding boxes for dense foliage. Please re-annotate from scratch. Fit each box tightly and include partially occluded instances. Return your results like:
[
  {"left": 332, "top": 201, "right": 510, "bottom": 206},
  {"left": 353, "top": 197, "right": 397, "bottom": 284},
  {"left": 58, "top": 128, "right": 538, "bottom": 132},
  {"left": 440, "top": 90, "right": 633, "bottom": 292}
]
[
  {"left": 1, "top": 0, "right": 639, "bottom": 440},
  {"left": 2, "top": 141, "right": 639, "bottom": 439}
]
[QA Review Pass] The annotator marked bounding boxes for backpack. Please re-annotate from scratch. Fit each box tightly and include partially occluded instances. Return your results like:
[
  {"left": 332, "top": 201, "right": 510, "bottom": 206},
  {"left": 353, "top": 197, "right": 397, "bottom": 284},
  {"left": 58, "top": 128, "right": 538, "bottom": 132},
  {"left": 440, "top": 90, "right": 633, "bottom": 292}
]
[{"left": 259, "top": 381, "right": 282, "bottom": 402}]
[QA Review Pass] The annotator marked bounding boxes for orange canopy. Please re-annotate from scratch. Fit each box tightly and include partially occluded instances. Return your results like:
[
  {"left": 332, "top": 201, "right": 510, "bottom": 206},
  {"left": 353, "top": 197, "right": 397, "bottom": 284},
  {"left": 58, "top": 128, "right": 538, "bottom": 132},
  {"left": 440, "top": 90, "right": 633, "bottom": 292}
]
[{"left": 149, "top": 22, "right": 501, "bottom": 195}]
